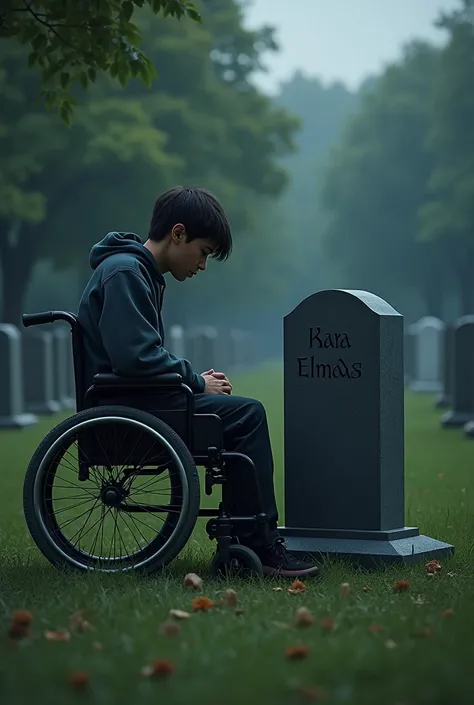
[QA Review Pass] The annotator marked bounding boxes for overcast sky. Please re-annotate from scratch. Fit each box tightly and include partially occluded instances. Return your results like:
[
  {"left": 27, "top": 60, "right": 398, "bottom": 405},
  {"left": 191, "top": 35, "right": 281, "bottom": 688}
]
[{"left": 242, "top": 0, "right": 461, "bottom": 94}]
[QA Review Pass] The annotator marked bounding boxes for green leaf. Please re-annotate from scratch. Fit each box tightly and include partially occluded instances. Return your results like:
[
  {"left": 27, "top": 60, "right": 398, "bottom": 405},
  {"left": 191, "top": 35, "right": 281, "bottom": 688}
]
[
  {"left": 186, "top": 6, "right": 202, "bottom": 22},
  {"left": 28, "top": 51, "right": 39, "bottom": 68},
  {"left": 60, "top": 105, "right": 71, "bottom": 126},
  {"left": 87, "top": 67, "right": 97, "bottom": 82},
  {"left": 60, "top": 72, "right": 70, "bottom": 89},
  {"left": 121, "top": 1, "right": 134, "bottom": 22},
  {"left": 80, "top": 72, "right": 89, "bottom": 89},
  {"left": 32, "top": 33, "right": 48, "bottom": 51}
]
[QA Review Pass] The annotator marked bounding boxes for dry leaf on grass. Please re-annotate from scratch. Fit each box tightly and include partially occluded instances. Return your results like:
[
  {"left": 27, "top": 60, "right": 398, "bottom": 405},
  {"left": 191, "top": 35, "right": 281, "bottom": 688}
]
[
  {"left": 294, "top": 607, "right": 314, "bottom": 628},
  {"left": 299, "top": 685, "right": 328, "bottom": 701},
  {"left": 45, "top": 630, "right": 71, "bottom": 642},
  {"left": 321, "top": 617, "right": 335, "bottom": 632},
  {"left": 8, "top": 610, "right": 33, "bottom": 641},
  {"left": 362, "top": 586, "right": 371, "bottom": 593},
  {"left": 225, "top": 589, "right": 238, "bottom": 606},
  {"left": 412, "top": 627, "right": 433, "bottom": 638},
  {"left": 285, "top": 644, "right": 309, "bottom": 660},
  {"left": 68, "top": 672, "right": 89, "bottom": 690},
  {"left": 368, "top": 624, "right": 384, "bottom": 634},
  {"left": 425, "top": 560, "right": 442, "bottom": 574},
  {"left": 160, "top": 620, "right": 181, "bottom": 637},
  {"left": 169, "top": 609, "right": 191, "bottom": 620},
  {"left": 385, "top": 639, "right": 397, "bottom": 649},
  {"left": 442, "top": 608, "right": 454, "bottom": 618},
  {"left": 272, "top": 621, "right": 292, "bottom": 630},
  {"left": 288, "top": 580, "right": 306, "bottom": 595},
  {"left": 184, "top": 573, "right": 203, "bottom": 590},
  {"left": 339, "top": 582, "right": 351, "bottom": 597},
  {"left": 191, "top": 596, "right": 214, "bottom": 612},
  {"left": 11, "top": 610, "right": 33, "bottom": 627},
  {"left": 69, "top": 610, "right": 94, "bottom": 632},
  {"left": 92, "top": 641, "right": 103, "bottom": 651},
  {"left": 273, "top": 587, "right": 284, "bottom": 592},
  {"left": 392, "top": 580, "right": 410, "bottom": 593},
  {"left": 142, "top": 659, "right": 176, "bottom": 678}
]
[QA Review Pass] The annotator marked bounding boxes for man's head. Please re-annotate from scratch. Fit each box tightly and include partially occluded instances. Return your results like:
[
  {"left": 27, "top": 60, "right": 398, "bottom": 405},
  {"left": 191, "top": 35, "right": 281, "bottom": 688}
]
[{"left": 145, "top": 186, "right": 232, "bottom": 281}]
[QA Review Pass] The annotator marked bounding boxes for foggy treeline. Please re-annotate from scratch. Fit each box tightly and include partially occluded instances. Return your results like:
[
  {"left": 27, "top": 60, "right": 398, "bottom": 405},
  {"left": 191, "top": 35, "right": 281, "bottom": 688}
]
[{"left": 1, "top": 0, "right": 473, "bottom": 359}]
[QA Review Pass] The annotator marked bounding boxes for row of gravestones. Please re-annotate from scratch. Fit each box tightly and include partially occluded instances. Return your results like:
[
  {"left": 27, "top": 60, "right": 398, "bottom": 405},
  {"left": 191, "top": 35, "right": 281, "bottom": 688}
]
[
  {"left": 0, "top": 322, "right": 256, "bottom": 429},
  {"left": 404, "top": 315, "right": 474, "bottom": 438}
]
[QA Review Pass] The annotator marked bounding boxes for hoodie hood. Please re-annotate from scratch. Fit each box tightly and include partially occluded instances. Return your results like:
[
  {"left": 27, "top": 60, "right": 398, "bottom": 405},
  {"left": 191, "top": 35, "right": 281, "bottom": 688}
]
[{"left": 89, "top": 232, "right": 164, "bottom": 282}]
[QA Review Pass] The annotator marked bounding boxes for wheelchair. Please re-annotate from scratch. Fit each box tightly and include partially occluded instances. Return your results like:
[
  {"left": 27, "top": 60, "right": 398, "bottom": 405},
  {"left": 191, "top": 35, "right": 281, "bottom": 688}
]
[{"left": 21, "top": 310, "right": 270, "bottom": 578}]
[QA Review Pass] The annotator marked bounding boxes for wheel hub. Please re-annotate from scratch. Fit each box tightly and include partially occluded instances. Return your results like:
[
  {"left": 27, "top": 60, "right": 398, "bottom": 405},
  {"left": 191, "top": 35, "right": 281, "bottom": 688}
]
[{"left": 101, "top": 480, "right": 127, "bottom": 507}]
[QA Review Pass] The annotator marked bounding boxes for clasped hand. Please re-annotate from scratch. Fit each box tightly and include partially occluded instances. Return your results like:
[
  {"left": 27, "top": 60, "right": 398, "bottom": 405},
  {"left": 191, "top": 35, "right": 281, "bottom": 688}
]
[{"left": 201, "top": 368, "right": 232, "bottom": 395}]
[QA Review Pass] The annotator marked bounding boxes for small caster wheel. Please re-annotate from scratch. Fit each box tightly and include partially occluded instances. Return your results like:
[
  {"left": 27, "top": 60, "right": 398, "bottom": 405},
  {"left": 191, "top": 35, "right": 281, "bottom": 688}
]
[{"left": 210, "top": 544, "right": 263, "bottom": 578}]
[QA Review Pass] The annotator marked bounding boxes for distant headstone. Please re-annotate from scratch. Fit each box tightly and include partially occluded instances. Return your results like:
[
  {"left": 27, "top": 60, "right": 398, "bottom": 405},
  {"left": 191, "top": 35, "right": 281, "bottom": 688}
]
[
  {"left": 436, "top": 323, "right": 454, "bottom": 409},
  {"left": 278, "top": 289, "right": 454, "bottom": 567},
  {"left": 404, "top": 324, "right": 416, "bottom": 386},
  {"left": 187, "top": 326, "right": 217, "bottom": 373},
  {"left": 441, "top": 316, "right": 474, "bottom": 427},
  {"left": 168, "top": 325, "right": 185, "bottom": 359},
  {"left": 22, "top": 329, "right": 61, "bottom": 414},
  {"left": 0, "top": 324, "right": 37, "bottom": 429},
  {"left": 51, "top": 326, "right": 74, "bottom": 409},
  {"left": 410, "top": 317, "right": 444, "bottom": 393}
]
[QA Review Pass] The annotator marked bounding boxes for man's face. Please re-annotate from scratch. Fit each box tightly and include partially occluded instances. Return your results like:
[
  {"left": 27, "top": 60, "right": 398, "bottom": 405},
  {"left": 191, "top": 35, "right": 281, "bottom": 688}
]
[{"left": 168, "top": 225, "right": 215, "bottom": 282}]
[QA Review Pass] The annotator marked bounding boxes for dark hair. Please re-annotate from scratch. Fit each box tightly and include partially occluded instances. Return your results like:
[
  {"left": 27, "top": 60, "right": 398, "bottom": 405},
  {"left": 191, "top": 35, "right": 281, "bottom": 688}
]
[{"left": 148, "top": 186, "right": 233, "bottom": 261}]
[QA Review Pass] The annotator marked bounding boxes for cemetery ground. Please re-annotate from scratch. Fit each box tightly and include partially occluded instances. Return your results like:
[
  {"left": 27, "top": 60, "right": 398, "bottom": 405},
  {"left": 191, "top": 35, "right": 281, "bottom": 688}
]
[{"left": 0, "top": 362, "right": 473, "bottom": 705}]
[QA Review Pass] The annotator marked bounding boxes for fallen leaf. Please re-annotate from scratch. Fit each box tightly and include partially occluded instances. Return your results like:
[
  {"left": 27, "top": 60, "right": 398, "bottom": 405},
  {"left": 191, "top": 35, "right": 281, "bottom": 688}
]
[
  {"left": 69, "top": 610, "right": 94, "bottom": 632},
  {"left": 272, "top": 587, "right": 283, "bottom": 592},
  {"left": 45, "top": 630, "right": 71, "bottom": 641},
  {"left": 385, "top": 639, "right": 397, "bottom": 649},
  {"left": 184, "top": 573, "right": 203, "bottom": 590},
  {"left": 392, "top": 580, "right": 410, "bottom": 593},
  {"left": 68, "top": 672, "right": 89, "bottom": 690},
  {"left": 299, "top": 685, "right": 328, "bottom": 701},
  {"left": 442, "top": 608, "right": 454, "bottom": 618},
  {"left": 425, "top": 560, "right": 441, "bottom": 574},
  {"left": 294, "top": 607, "right": 314, "bottom": 628},
  {"left": 225, "top": 589, "right": 238, "bottom": 606},
  {"left": 169, "top": 609, "right": 191, "bottom": 620},
  {"left": 321, "top": 617, "right": 335, "bottom": 632},
  {"left": 8, "top": 623, "right": 30, "bottom": 641},
  {"left": 288, "top": 580, "right": 305, "bottom": 595},
  {"left": 92, "top": 641, "right": 103, "bottom": 650},
  {"left": 272, "top": 621, "right": 291, "bottom": 629},
  {"left": 191, "top": 596, "right": 214, "bottom": 612},
  {"left": 160, "top": 620, "right": 181, "bottom": 637},
  {"left": 339, "top": 582, "right": 351, "bottom": 597},
  {"left": 438, "top": 473, "right": 445, "bottom": 479},
  {"left": 362, "top": 586, "right": 371, "bottom": 592},
  {"left": 447, "top": 572, "right": 456, "bottom": 578},
  {"left": 411, "top": 596, "right": 426, "bottom": 606},
  {"left": 142, "top": 659, "right": 176, "bottom": 678},
  {"left": 285, "top": 644, "right": 309, "bottom": 660},
  {"left": 412, "top": 627, "right": 433, "bottom": 638},
  {"left": 368, "top": 624, "right": 384, "bottom": 634},
  {"left": 11, "top": 610, "right": 33, "bottom": 627}
]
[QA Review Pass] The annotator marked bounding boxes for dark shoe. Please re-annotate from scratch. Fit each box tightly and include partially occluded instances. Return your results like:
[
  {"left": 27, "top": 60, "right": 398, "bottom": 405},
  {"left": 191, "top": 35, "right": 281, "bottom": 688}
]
[{"left": 256, "top": 536, "right": 322, "bottom": 578}]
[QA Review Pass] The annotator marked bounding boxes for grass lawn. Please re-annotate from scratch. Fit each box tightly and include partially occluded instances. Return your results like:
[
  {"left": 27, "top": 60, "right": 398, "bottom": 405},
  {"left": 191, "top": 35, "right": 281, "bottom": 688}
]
[{"left": 0, "top": 361, "right": 473, "bottom": 705}]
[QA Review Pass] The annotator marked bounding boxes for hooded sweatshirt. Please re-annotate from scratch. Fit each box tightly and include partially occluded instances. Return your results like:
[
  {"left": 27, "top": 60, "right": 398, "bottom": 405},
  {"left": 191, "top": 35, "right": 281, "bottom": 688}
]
[{"left": 77, "top": 231, "right": 205, "bottom": 394}]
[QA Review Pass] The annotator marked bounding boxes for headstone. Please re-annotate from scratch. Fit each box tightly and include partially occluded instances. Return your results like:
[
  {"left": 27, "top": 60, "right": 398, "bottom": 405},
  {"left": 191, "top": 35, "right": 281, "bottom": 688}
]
[
  {"left": 0, "top": 324, "right": 37, "bottom": 429},
  {"left": 278, "top": 289, "right": 454, "bottom": 567},
  {"left": 22, "top": 329, "right": 61, "bottom": 414},
  {"left": 227, "top": 329, "right": 248, "bottom": 372},
  {"left": 441, "top": 316, "right": 474, "bottom": 427},
  {"left": 168, "top": 324, "right": 185, "bottom": 359},
  {"left": 51, "top": 326, "right": 75, "bottom": 409},
  {"left": 403, "top": 324, "right": 416, "bottom": 386},
  {"left": 409, "top": 317, "right": 444, "bottom": 392},
  {"left": 435, "top": 323, "right": 454, "bottom": 409},
  {"left": 187, "top": 326, "right": 217, "bottom": 373}
]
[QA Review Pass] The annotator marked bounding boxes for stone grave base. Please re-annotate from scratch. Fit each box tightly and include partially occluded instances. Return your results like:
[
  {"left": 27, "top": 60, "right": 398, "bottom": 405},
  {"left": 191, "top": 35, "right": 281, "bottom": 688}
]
[
  {"left": 0, "top": 413, "right": 38, "bottom": 430},
  {"left": 278, "top": 525, "right": 455, "bottom": 569},
  {"left": 410, "top": 380, "right": 442, "bottom": 393},
  {"left": 464, "top": 420, "right": 474, "bottom": 438},
  {"left": 435, "top": 393, "right": 451, "bottom": 409},
  {"left": 441, "top": 410, "right": 474, "bottom": 427}
]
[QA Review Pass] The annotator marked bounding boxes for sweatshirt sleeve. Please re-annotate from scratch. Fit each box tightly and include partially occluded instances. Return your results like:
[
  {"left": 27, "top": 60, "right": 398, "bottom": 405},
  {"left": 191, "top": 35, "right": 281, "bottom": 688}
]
[{"left": 99, "top": 268, "right": 205, "bottom": 393}]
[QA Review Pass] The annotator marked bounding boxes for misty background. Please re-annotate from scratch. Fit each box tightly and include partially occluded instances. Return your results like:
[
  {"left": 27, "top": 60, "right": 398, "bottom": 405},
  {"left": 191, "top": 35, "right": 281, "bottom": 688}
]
[{"left": 2, "top": 0, "right": 472, "bottom": 362}]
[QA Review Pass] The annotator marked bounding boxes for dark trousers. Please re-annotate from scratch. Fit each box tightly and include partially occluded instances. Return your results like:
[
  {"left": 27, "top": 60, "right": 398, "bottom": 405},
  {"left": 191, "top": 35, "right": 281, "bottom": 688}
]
[{"left": 193, "top": 393, "right": 279, "bottom": 547}]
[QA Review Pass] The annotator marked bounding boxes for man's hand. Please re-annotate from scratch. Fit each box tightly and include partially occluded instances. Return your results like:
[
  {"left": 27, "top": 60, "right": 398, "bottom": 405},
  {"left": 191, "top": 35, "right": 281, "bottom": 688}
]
[{"left": 201, "top": 369, "right": 232, "bottom": 395}]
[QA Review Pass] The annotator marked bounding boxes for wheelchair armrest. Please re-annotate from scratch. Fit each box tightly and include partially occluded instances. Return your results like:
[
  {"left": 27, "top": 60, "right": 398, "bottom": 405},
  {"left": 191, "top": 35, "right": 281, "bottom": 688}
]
[{"left": 92, "top": 373, "right": 183, "bottom": 387}]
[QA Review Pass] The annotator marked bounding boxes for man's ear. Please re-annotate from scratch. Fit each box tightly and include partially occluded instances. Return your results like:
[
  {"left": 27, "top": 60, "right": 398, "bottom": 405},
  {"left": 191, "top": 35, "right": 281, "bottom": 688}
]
[{"left": 171, "top": 224, "right": 186, "bottom": 243}]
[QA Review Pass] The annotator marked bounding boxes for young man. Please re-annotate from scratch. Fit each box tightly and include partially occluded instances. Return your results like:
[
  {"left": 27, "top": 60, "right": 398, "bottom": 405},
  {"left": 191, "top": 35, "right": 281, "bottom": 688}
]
[{"left": 77, "top": 186, "right": 322, "bottom": 578}]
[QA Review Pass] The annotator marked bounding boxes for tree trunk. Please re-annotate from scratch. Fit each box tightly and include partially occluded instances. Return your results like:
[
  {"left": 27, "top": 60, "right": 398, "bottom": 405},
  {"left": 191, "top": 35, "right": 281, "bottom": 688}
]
[{"left": 0, "top": 220, "right": 38, "bottom": 325}]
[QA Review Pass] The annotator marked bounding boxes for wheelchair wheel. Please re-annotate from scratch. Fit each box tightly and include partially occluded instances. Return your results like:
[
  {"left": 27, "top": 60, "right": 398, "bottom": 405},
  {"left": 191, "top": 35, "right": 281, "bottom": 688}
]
[
  {"left": 23, "top": 405, "right": 200, "bottom": 574},
  {"left": 210, "top": 544, "right": 263, "bottom": 579}
]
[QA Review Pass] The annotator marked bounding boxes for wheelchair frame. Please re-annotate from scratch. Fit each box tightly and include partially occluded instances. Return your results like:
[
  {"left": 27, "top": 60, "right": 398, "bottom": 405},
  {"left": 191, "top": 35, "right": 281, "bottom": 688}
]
[{"left": 22, "top": 310, "right": 270, "bottom": 569}]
